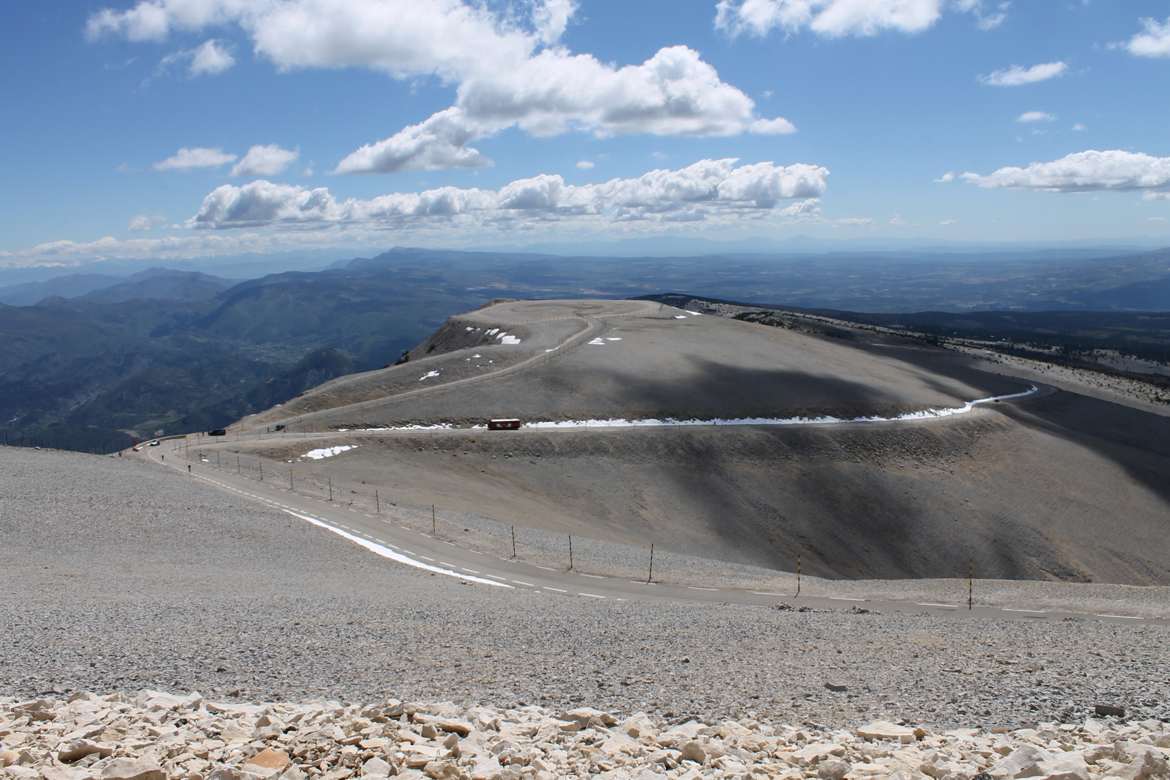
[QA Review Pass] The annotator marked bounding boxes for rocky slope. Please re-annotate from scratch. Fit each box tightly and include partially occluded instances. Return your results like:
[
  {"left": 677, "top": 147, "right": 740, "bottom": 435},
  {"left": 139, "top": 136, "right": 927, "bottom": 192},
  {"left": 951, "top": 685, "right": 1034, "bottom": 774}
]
[{"left": 2, "top": 691, "right": 1168, "bottom": 779}]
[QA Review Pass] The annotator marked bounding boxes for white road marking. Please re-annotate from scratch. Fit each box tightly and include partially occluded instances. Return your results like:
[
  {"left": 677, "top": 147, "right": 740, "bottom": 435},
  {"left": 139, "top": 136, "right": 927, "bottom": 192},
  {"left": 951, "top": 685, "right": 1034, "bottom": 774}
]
[
  {"left": 578, "top": 573, "right": 604, "bottom": 579},
  {"left": 533, "top": 565, "right": 557, "bottom": 571},
  {"left": 1095, "top": 613, "right": 1143, "bottom": 620},
  {"left": 485, "top": 574, "right": 508, "bottom": 582},
  {"left": 511, "top": 580, "right": 535, "bottom": 587},
  {"left": 750, "top": 591, "right": 785, "bottom": 597},
  {"left": 281, "top": 509, "right": 510, "bottom": 588},
  {"left": 917, "top": 602, "right": 959, "bottom": 609},
  {"left": 829, "top": 597, "right": 865, "bottom": 602},
  {"left": 419, "top": 556, "right": 435, "bottom": 562},
  {"left": 688, "top": 586, "right": 719, "bottom": 591},
  {"left": 460, "top": 568, "right": 481, "bottom": 575},
  {"left": 543, "top": 587, "right": 568, "bottom": 593},
  {"left": 578, "top": 593, "right": 606, "bottom": 599},
  {"left": 1002, "top": 608, "right": 1047, "bottom": 614}
]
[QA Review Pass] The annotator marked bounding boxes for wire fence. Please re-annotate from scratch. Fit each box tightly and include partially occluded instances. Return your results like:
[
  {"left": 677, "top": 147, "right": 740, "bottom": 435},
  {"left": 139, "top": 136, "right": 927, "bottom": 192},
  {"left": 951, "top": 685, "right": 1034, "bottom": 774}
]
[{"left": 170, "top": 435, "right": 987, "bottom": 606}]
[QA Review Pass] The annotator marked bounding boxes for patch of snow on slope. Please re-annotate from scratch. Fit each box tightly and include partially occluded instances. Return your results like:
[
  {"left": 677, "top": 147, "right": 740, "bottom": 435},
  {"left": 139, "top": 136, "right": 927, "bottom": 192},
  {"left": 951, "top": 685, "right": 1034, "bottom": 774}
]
[
  {"left": 523, "top": 387, "right": 1040, "bottom": 430},
  {"left": 498, "top": 333, "right": 521, "bottom": 345},
  {"left": 587, "top": 337, "right": 606, "bottom": 345},
  {"left": 303, "top": 445, "right": 357, "bottom": 460},
  {"left": 419, "top": 370, "right": 441, "bottom": 381},
  {"left": 674, "top": 315, "right": 687, "bottom": 319},
  {"left": 685, "top": 310, "right": 703, "bottom": 316}
]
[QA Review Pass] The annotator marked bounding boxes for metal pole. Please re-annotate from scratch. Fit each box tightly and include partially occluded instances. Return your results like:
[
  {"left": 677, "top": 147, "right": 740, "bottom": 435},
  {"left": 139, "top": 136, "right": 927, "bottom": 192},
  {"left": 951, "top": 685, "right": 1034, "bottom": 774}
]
[
  {"left": 328, "top": 477, "right": 333, "bottom": 502},
  {"left": 375, "top": 489, "right": 380, "bottom": 513},
  {"left": 647, "top": 543, "right": 654, "bottom": 583},
  {"left": 432, "top": 504, "right": 436, "bottom": 535},
  {"left": 289, "top": 470, "right": 294, "bottom": 490},
  {"left": 568, "top": 535, "right": 573, "bottom": 570},
  {"left": 259, "top": 461, "right": 263, "bottom": 481},
  {"left": 236, "top": 455, "right": 241, "bottom": 474},
  {"left": 511, "top": 525, "right": 517, "bottom": 558},
  {"left": 968, "top": 559, "right": 974, "bottom": 611}
]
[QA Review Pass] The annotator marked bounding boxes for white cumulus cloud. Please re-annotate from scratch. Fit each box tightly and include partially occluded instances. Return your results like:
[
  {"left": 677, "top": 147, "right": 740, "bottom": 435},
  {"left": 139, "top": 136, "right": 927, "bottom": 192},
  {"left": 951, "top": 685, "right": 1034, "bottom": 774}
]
[
  {"left": 231, "top": 144, "right": 300, "bottom": 177},
  {"left": 576, "top": 160, "right": 595, "bottom": 170},
  {"left": 128, "top": 214, "right": 167, "bottom": 231},
  {"left": 192, "top": 158, "right": 829, "bottom": 229},
  {"left": 334, "top": 108, "right": 489, "bottom": 174},
  {"left": 159, "top": 38, "right": 235, "bottom": 77},
  {"left": 960, "top": 150, "right": 1170, "bottom": 195},
  {"left": 532, "top": 0, "right": 576, "bottom": 45},
  {"left": 1122, "top": 15, "right": 1170, "bottom": 58},
  {"left": 713, "top": 0, "right": 1007, "bottom": 38},
  {"left": 978, "top": 61, "right": 1067, "bottom": 87},
  {"left": 86, "top": 1, "right": 795, "bottom": 175},
  {"left": 153, "top": 147, "right": 237, "bottom": 171},
  {"left": 1016, "top": 111, "right": 1055, "bottom": 123}
]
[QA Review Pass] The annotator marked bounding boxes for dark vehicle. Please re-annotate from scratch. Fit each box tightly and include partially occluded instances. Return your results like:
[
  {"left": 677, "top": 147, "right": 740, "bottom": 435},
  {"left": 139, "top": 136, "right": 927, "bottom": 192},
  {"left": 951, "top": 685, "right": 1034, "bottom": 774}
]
[
  {"left": 273, "top": 424, "right": 286, "bottom": 432},
  {"left": 488, "top": 418, "right": 522, "bottom": 431},
  {"left": 208, "top": 428, "right": 227, "bottom": 436}
]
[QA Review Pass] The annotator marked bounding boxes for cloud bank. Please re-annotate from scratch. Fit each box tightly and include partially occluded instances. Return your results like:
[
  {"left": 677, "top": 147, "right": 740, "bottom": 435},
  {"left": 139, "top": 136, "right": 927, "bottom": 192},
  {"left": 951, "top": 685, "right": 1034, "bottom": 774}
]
[
  {"left": 193, "top": 158, "right": 830, "bottom": 229},
  {"left": 961, "top": 150, "right": 1170, "bottom": 196}
]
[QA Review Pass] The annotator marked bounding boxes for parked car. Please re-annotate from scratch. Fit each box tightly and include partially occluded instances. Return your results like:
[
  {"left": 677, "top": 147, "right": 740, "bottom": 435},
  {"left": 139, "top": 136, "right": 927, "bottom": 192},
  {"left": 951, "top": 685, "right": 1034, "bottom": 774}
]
[
  {"left": 208, "top": 428, "right": 227, "bottom": 436},
  {"left": 148, "top": 440, "right": 160, "bottom": 447},
  {"left": 488, "top": 418, "right": 522, "bottom": 431}
]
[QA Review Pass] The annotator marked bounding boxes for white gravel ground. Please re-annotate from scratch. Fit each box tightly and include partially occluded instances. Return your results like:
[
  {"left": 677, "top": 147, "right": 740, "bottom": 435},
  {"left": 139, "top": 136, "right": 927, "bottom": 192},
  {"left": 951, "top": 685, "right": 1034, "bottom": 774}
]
[{"left": 2, "top": 447, "right": 1168, "bottom": 731}]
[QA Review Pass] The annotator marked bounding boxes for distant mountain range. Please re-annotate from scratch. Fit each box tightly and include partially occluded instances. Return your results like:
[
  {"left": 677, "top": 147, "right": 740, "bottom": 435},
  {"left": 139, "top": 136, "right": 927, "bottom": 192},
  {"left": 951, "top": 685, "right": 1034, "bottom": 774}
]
[{"left": 2, "top": 245, "right": 1169, "bottom": 452}]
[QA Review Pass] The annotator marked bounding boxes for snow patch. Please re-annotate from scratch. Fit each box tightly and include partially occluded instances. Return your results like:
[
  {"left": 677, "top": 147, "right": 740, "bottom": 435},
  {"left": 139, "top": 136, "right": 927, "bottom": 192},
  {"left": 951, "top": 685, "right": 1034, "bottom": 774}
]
[
  {"left": 685, "top": 310, "right": 703, "bottom": 316},
  {"left": 605, "top": 337, "right": 622, "bottom": 341},
  {"left": 485, "top": 328, "right": 499, "bottom": 336},
  {"left": 674, "top": 315, "right": 687, "bottom": 319},
  {"left": 419, "top": 370, "right": 441, "bottom": 381},
  {"left": 523, "top": 387, "right": 1040, "bottom": 430},
  {"left": 587, "top": 337, "right": 606, "bottom": 345},
  {"left": 303, "top": 445, "right": 357, "bottom": 460},
  {"left": 498, "top": 332, "right": 521, "bottom": 345},
  {"left": 282, "top": 509, "right": 510, "bottom": 588}
]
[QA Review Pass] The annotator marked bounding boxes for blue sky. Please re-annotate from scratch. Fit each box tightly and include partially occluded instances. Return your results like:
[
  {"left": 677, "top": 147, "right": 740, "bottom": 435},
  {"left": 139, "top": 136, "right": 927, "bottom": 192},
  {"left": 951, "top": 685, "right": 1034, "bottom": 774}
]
[{"left": 2, "top": 0, "right": 1170, "bottom": 268}]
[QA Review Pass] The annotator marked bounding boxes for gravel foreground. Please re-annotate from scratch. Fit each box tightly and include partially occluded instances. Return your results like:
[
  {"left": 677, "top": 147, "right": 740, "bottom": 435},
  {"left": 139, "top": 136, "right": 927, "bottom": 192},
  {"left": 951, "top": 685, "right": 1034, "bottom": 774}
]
[
  {"left": 3, "top": 691, "right": 1169, "bottom": 779},
  {"left": 4, "top": 446, "right": 1170, "bottom": 734}
]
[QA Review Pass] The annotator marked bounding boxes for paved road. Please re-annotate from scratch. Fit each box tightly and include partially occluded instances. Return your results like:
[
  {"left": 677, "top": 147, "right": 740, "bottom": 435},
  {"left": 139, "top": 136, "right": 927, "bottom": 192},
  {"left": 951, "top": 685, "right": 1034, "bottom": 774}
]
[{"left": 137, "top": 440, "right": 1163, "bottom": 627}]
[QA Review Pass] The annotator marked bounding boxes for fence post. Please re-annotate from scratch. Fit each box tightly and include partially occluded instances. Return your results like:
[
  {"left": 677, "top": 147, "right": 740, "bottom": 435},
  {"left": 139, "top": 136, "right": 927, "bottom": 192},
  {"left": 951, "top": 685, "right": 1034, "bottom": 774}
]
[
  {"left": 375, "top": 489, "right": 380, "bottom": 514},
  {"left": 968, "top": 559, "right": 974, "bottom": 611},
  {"left": 647, "top": 543, "right": 654, "bottom": 583},
  {"left": 236, "top": 455, "right": 241, "bottom": 475},
  {"left": 796, "top": 553, "right": 802, "bottom": 598},
  {"left": 289, "top": 470, "right": 294, "bottom": 490},
  {"left": 327, "top": 477, "right": 333, "bottom": 501},
  {"left": 511, "top": 525, "right": 517, "bottom": 558},
  {"left": 259, "top": 461, "right": 263, "bottom": 481},
  {"left": 432, "top": 504, "right": 436, "bottom": 535},
  {"left": 568, "top": 535, "right": 574, "bottom": 570}
]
